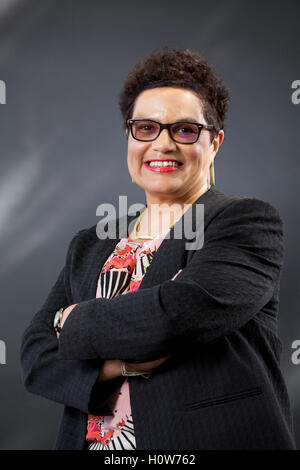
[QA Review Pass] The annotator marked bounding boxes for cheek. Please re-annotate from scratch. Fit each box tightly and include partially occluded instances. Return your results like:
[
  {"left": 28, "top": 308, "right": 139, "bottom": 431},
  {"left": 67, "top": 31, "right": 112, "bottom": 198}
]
[
  {"left": 185, "top": 141, "right": 211, "bottom": 167},
  {"left": 183, "top": 146, "right": 204, "bottom": 166},
  {"left": 128, "top": 140, "right": 146, "bottom": 162}
]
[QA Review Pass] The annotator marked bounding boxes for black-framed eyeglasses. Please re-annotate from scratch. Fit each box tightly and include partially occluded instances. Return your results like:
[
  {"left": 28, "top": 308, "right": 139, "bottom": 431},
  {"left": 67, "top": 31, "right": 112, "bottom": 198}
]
[{"left": 126, "top": 118, "right": 216, "bottom": 144}]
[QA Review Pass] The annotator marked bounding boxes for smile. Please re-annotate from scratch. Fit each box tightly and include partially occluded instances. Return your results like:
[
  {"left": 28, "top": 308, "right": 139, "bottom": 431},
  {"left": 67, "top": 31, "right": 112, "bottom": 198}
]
[{"left": 144, "top": 160, "right": 183, "bottom": 173}]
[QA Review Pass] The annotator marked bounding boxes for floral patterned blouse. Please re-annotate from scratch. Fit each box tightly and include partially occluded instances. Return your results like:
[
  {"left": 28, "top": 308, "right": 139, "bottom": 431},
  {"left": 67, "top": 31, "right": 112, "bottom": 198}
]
[{"left": 85, "top": 226, "right": 181, "bottom": 450}]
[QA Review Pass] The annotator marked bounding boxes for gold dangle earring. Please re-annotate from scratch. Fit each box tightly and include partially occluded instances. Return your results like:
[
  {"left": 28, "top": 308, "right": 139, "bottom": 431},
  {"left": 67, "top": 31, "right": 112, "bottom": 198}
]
[{"left": 210, "top": 161, "right": 215, "bottom": 187}]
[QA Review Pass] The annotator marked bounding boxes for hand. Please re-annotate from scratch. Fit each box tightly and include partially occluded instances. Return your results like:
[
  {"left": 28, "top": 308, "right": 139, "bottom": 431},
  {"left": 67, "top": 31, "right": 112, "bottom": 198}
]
[
  {"left": 97, "top": 359, "right": 122, "bottom": 382},
  {"left": 97, "top": 355, "right": 173, "bottom": 382},
  {"left": 125, "top": 354, "right": 172, "bottom": 373}
]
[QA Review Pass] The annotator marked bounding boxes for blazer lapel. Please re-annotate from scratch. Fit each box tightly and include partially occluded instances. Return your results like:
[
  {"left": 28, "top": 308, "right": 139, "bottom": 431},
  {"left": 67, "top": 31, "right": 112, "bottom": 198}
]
[
  {"left": 77, "top": 213, "right": 136, "bottom": 302},
  {"left": 79, "top": 187, "right": 217, "bottom": 301},
  {"left": 139, "top": 186, "right": 216, "bottom": 290}
]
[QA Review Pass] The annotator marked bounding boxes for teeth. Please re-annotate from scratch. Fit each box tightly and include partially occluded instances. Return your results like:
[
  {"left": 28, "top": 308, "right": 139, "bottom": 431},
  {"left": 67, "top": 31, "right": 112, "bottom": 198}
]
[{"left": 148, "top": 161, "right": 180, "bottom": 167}]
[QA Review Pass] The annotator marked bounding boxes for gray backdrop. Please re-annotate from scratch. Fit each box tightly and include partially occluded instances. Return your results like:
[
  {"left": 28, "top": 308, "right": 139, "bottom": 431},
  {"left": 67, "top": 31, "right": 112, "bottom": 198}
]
[{"left": 0, "top": 0, "right": 299, "bottom": 449}]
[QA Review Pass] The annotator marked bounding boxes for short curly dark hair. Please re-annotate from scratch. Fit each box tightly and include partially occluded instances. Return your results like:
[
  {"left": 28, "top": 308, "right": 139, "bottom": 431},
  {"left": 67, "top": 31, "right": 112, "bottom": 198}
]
[{"left": 118, "top": 46, "right": 230, "bottom": 141}]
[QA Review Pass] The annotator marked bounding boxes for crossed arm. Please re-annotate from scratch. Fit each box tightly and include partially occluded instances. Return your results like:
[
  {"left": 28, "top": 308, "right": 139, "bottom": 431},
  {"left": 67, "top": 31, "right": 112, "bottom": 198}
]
[
  {"left": 20, "top": 198, "right": 283, "bottom": 414},
  {"left": 57, "top": 268, "right": 183, "bottom": 380},
  {"left": 58, "top": 283, "right": 178, "bottom": 382}
]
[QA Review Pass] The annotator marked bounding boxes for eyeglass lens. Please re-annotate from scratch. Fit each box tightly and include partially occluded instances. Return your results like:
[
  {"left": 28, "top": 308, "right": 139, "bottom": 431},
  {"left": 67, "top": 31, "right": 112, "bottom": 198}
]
[{"left": 132, "top": 120, "right": 199, "bottom": 143}]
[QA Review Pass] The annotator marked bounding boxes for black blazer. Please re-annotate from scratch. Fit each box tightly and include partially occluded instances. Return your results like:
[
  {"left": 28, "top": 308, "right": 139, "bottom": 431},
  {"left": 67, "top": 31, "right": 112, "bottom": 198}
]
[{"left": 20, "top": 187, "right": 297, "bottom": 450}]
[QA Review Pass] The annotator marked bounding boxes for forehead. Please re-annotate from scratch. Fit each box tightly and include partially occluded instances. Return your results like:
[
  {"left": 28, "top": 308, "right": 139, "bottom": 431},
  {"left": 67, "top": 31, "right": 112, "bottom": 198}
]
[{"left": 132, "top": 87, "right": 204, "bottom": 121}]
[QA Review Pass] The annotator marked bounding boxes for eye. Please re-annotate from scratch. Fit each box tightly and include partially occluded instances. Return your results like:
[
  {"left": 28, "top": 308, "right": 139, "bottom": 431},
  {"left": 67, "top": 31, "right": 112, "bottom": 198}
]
[
  {"left": 136, "top": 123, "right": 155, "bottom": 131},
  {"left": 171, "top": 123, "right": 199, "bottom": 142},
  {"left": 177, "top": 126, "right": 195, "bottom": 134}
]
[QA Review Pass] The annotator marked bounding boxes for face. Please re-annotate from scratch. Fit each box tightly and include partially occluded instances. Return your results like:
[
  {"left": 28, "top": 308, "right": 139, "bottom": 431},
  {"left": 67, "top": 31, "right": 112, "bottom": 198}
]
[{"left": 126, "top": 87, "right": 224, "bottom": 206}]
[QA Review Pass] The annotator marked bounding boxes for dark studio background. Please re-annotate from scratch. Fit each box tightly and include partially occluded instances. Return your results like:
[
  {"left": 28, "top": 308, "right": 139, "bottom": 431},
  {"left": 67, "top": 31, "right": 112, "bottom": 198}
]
[{"left": 0, "top": 0, "right": 299, "bottom": 450}]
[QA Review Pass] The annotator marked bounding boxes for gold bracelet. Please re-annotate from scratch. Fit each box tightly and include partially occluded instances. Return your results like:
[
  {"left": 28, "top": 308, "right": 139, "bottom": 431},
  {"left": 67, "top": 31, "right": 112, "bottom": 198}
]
[{"left": 120, "top": 361, "right": 152, "bottom": 379}]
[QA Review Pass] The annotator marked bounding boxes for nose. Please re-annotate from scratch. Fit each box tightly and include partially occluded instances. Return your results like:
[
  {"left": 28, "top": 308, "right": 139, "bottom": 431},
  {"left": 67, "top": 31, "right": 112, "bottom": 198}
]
[{"left": 152, "top": 128, "right": 177, "bottom": 151}]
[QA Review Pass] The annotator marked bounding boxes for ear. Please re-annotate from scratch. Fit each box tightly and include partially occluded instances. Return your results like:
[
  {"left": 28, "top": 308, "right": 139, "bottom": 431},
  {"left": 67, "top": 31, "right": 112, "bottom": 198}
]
[{"left": 211, "top": 129, "right": 224, "bottom": 154}]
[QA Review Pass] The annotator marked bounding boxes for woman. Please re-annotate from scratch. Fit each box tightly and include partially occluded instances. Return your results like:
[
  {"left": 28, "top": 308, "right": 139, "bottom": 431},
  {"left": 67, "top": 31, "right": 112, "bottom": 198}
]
[{"left": 20, "top": 46, "right": 296, "bottom": 450}]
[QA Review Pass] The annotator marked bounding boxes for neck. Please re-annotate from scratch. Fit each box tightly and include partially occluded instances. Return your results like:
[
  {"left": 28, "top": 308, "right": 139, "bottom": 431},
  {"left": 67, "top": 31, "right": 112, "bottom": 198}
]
[
  {"left": 144, "top": 181, "right": 211, "bottom": 208},
  {"left": 135, "top": 185, "right": 211, "bottom": 239}
]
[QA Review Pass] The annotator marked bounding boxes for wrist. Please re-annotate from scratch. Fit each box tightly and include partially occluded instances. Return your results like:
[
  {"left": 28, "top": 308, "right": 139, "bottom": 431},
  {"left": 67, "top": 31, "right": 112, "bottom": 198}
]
[
  {"left": 60, "top": 303, "right": 77, "bottom": 329},
  {"left": 97, "top": 360, "right": 123, "bottom": 382}
]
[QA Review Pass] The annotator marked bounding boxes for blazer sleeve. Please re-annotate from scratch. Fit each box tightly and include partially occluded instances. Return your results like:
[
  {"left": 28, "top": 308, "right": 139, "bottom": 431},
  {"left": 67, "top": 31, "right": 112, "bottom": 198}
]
[
  {"left": 58, "top": 198, "right": 284, "bottom": 364},
  {"left": 20, "top": 231, "right": 126, "bottom": 415}
]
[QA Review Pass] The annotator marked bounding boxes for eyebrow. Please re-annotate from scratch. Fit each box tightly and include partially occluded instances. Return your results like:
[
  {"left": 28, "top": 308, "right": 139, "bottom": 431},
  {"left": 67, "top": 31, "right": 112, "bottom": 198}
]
[{"left": 133, "top": 117, "right": 199, "bottom": 123}]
